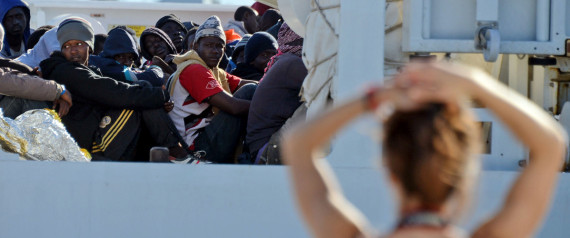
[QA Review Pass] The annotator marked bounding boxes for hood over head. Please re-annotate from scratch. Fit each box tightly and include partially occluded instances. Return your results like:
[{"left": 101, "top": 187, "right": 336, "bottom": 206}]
[
  {"left": 139, "top": 27, "right": 177, "bottom": 61},
  {"left": 0, "top": 0, "right": 31, "bottom": 56},
  {"left": 15, "top": 26, "right": 59, "bottom": 68},
  {"left": 100, "top": 27, "right": 139, "bottom": 59}
]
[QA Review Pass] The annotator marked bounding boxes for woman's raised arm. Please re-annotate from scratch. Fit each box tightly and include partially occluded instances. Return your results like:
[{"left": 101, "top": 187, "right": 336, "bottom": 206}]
[
  {"left": 395, "top": 63, "right": 567, "bottom": 238},
  {"left": 281, "top": 87, "right": 390, "bottom": 238}
]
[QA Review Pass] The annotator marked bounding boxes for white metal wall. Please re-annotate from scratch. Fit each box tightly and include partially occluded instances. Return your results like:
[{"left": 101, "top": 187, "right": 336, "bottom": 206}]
[
  {"left": 27, "top": 1, "right": 237, "bottom": 34},
  {"left": 0, "top": 160, "right": 568, "bottom": 237}
]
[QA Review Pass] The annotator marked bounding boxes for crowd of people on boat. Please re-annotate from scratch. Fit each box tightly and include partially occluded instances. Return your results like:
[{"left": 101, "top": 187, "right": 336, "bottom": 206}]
[
  {"left": 2, "top": 1, "right": 568, "bottom": 237},
  {"left": 0, "top": 0, "right": 304, "bottom": 164}
]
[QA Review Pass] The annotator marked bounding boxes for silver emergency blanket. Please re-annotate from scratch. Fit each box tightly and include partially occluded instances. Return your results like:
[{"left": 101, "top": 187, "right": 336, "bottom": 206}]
[{"left": 0, "top": 109, "right": 90, "bottom": 162}]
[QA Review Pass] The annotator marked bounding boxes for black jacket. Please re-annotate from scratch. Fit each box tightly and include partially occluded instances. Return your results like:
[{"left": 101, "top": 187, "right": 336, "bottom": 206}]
[
  {"left": 40, "top": 51, "right": 168, "bottom": 149},
  {"left": 89, "top": 27, "right": 164, "bottom": 86},
  {"left": 89, "top": 55, "right": 164, "bottom": 87},
  {"left": 230, "top": 62, "right": 264, "bottom": 81}
]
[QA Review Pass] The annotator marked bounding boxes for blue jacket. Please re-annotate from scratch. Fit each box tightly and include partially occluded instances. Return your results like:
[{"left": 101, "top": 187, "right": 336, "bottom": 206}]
[
  {"left": 0, "top": 0, "right": 32, "bottom": 58},
  {"left": 90, "top": 28, "right": 163, "bottom": 87}
]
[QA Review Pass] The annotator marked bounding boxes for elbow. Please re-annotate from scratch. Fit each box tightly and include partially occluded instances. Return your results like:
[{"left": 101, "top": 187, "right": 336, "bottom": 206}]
[
  {"left": 552, "top": 123, "right": 568, "bottom": 158},
  {"left": 535, "top": 123, "right": 569, "bottom": 169},
  {"left": 225, "top": 106, "right": 244, "bottom": 116},
  {"left": 229, "top": 102, "right": 250, "bottom": 116}
]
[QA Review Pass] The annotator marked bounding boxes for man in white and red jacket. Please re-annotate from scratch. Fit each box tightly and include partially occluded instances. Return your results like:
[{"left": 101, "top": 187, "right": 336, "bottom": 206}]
[{"left": 168, "top": 15, "right": 258, "bottom": 163}]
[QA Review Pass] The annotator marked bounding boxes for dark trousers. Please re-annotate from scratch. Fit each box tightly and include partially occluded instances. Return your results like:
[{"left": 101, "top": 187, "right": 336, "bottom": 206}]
[
  {"left": 0, "top": 96, "right": 49, "bottom": 119},
  {"left": 193, "top": 83, "right": 257, "bottom": 163},
  {"left": 92, "top": 107, "right": 184, "bottom": 161}
]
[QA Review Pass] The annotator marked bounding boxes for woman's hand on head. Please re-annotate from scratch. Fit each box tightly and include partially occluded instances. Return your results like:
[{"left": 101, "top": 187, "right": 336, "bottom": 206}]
[
  {"left": 377, "top": 84, "right": 421, "bottom": 112},
  {"left": 393, "top": 62, "right": 480, "bottom": 106}
]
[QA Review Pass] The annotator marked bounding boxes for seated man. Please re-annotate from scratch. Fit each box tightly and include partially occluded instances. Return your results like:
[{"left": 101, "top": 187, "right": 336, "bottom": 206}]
[
  {"left": 140, "top": 27, "right": 178, "bottom": 74},
  {"left": 0, "top": 24, "right": 71, "bottom": 118},
  {"left": 245, "top": 22, "right": 307, "bottom": 164},
  {"left": 225, "top": 6, "right": 258, "bottom": 36},
  {"left": 155, "top": 14, "right": 187, "bottom": 53},
  {"left": 230, "top": 32, "right": 277, "bottom": 81},
  {"left": 40, "top": 18, "right": 186, "bottom": 162},
  {"left": 0, "top": 0, "right": 32, "bottom": 58},
  {"left": 90, "top": 27, "right": 164, "bottom": 87},
  {"left": 168, "top": 15, "right": 257, "bottom": 163}
]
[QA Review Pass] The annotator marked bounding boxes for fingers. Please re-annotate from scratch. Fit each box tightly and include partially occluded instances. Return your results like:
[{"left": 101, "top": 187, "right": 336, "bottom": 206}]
[
  {"left": 58, "top": 101, "right": 70, "bottom": 117},
  {"left": 33, "top": 67, "right": 43, "bottom": 78},
  {"left": 53, "top": 100, "right": 70, "bottom": 117},
  {"left": 61, "top": 91, "right": 73, "bottom": 107},
  {"left": 164, "top": 101, "right": 174, "bottom": 112}
]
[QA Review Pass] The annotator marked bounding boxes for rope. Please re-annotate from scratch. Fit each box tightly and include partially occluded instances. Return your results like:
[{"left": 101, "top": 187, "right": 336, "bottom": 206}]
[{"left": 312, "top": 0, "right": 339, "bottom": 38}]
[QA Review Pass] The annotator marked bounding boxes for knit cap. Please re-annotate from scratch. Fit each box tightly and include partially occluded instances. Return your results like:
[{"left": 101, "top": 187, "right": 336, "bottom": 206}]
[
  {"left": 231, "top": 34, "right": 251, "bottom": 60},
  {"left": 194, "top": 15, "right": 226, "bottom": 44},
  {"left": 57, "top": 17, "right": 95, "bottom": 51},
  {"left": 244, "top": 31, "right": 277, "bottom": 64}
]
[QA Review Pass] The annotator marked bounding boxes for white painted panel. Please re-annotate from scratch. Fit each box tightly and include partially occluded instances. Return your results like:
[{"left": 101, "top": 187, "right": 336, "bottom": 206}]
[
  {"left": 332, "top": 0, "right": 385, "bottom": 167},
  {"left": 474, "top": 108, "right": 527, "bottom": 170},
  {"left": 429, "top": 0, "right": 476, "bottom": 39},
  {"left": 0, "top": 161, "right": 568, "bottom": 237},
  {"left": 27, "top": 1, "right": 236, "bottom": 33},
  {"left": 0, "top": 149, "right": 19, "bottom": 161},
  {"left": 403, "top": 0, "right": 567, "bottom": 55}
]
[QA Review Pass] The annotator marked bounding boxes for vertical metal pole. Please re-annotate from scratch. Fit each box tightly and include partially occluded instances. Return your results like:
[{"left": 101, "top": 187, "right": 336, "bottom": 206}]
[
  {"left": 333, "top": 0, "right": 385, "bottom": 167},
  {"left": 536, "top": 0, "right": 551, "bottom": 42},
  {"left": 421, "top": 0, "right": 431, "bottom": 39}
]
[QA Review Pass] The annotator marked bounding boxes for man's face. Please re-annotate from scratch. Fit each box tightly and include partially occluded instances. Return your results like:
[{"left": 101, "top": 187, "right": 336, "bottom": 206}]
[
  {"left": 194, "top": 36, "right": 225, "bottom": 69},
  {"left": 114, "top": 53, "right": 136, "bottom": 67},
  {"left": 62, "top": 40, "right": 90, "bottom": 66},
  {"left": 243, "top": 11, "right": 258, "bottom": 34},
  {"left": 144, "top": 34, "right": 169, "bottom": 60},
  {"left": 251, "top": 49, "right": 277, "bottom": 71},
  {"left": 160, "top": 22, "right": 185, "bottom": 52},
  {"left": 2, "top": 7, "right": 26, "bottom": 36}
]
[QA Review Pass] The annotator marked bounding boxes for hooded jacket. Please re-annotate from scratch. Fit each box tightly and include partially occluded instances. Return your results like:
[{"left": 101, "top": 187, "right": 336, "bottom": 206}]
[
  {"left": 225, "top": 20, "right": 247, "bottom": 37},
  {"left": 15, "top": 26, "right": 59, "bottom": 68},
  {"left": 139, "top": 27, "right": 177, "bottom": 62},
  {"left": 230, "top": 62, "right": 264, "bottom": 81},
  {"left": 0, "top": 0, "right": 32, "bottom": 58},
  {"left": 90, "top": 28, "right": 163, "bottom": 86},
  {"left": 40, "top": 51, "right": 168, "bottom": 149}
]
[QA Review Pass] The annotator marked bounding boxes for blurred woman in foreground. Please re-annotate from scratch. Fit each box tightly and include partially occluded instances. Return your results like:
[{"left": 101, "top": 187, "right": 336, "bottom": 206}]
[{"left": 282, "top": 63, "right": 567, "bottom": 238}]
